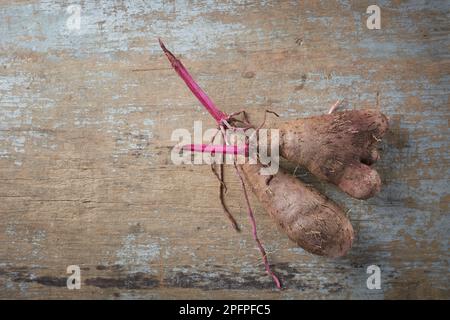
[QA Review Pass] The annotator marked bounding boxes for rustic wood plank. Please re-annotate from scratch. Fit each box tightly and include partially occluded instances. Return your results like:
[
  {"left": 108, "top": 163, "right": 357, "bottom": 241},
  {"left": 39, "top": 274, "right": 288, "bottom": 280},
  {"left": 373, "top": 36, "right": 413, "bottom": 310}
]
[{"left": 0, "top": 0, "right": 448, "bottom": 299}]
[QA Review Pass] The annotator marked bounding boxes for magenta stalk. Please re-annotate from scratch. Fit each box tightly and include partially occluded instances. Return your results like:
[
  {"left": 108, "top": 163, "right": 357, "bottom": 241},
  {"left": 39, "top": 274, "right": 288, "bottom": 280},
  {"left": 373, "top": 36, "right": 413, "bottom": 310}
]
[
  {"left": 181, "top": 144, "right": 248, "bottom": 156},
  {"left": 159, "top": 38, "right": 228, "bottom": 124}
]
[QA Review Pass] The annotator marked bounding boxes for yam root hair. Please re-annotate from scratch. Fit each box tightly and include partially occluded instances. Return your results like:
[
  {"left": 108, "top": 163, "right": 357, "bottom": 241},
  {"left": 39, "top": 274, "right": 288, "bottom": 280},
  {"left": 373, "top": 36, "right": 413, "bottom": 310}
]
[
  {"left": 277, "top": 110, "right": 389, "bottom": 199},
  {"left": 239, "top": 162, "right": 354, "bottom": 258}
]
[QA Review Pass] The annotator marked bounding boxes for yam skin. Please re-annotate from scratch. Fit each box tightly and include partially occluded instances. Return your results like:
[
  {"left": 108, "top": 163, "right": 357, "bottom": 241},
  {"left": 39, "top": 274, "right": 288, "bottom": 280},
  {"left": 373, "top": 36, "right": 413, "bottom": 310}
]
[
  {"left": 239, "top": 163, "right": 354, "bottom": 258},
  {"left": 278, "top": 109, "right": 389, "bottom": 199}
]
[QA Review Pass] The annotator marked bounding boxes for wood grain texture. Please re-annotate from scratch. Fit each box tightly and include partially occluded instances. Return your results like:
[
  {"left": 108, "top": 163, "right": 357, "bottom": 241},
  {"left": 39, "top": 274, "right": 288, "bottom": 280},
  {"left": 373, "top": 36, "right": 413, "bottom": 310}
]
[{"left": 0, "top": 0, "right": 448, "bottom": 299}]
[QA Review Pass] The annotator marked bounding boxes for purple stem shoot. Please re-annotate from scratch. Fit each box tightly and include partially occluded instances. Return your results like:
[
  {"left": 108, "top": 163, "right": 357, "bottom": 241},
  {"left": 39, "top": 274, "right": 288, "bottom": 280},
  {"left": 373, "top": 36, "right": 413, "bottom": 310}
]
[
  {"left": 159, "top": 39, "right": 228, "bottom": 124},
  {"left": 182, "top": 144, "right": 248, "bottom": 156}
]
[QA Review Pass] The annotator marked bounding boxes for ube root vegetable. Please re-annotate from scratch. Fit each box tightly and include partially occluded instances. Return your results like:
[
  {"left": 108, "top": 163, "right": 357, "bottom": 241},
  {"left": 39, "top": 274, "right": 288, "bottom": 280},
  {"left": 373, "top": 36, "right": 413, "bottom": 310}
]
[
  {"left": 182, "top": 143, "right": 356, "bottom": 258},
  {"left": 277, "top": 110, "right": 389, "bottom": 199},
  {"left": 159, "top": 38, "right": 358, "bottom": 288},
  {"left": 239, "top": 163, "right": 354, "bottom": 258}
]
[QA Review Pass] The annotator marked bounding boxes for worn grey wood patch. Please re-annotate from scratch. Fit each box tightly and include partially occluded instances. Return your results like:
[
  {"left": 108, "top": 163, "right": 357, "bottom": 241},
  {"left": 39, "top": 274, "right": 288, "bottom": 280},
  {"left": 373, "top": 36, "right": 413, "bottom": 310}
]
[{"left": 0, "top": 0, "right": 449, "bottom": 299}]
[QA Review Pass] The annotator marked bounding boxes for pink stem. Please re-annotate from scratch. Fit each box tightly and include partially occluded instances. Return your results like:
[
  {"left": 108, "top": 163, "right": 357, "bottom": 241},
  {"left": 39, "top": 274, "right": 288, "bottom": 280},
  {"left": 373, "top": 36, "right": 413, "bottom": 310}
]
[
  {"left": 182, "top": 144, "right": 248, "bottom": 156},
  {"left": 159, "top": 39, "right": 228, "bottom": 124}
]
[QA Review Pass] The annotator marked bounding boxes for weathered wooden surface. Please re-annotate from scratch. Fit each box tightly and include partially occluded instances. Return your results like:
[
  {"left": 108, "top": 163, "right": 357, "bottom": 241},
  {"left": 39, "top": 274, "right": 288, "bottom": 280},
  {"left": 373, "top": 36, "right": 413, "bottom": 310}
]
[{"left": 0, "top": 0, "right": 448, "bottom": 299}]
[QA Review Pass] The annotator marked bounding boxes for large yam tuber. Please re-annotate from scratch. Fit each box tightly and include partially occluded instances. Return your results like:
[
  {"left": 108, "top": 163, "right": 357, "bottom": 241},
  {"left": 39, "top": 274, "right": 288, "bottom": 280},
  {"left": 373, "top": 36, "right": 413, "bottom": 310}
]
[
  {"left": 239, "top": 163, "right": 354, "bottom": 258},
  {"left": 277, "top": 110, "right": 389, "bottom": 199}
]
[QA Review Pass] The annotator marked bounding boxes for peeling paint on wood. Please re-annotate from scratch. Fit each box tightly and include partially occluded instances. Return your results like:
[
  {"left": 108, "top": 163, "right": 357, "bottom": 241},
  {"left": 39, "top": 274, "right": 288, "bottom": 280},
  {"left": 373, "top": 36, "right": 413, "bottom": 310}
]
[{"left": 0, "top": 0, "right": 449, "bottom": 299}]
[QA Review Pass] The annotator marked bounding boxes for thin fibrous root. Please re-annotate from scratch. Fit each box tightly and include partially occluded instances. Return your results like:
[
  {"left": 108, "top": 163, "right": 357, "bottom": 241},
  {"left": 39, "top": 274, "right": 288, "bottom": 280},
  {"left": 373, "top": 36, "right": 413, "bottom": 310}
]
[
  {"left": 250, "top": 109, "right": 281, "bottom": 141},
  {"left": 218, "top": 163, "right": 240, "bottom": 232},
  {"left": 211, "top": 128, "right": 240, "bottom": 231},
  {"left": 233, "top": 162, "right": 282, "bottom": 289},
  {"left": 211, "top": 164, "right": 227, "bottom": 192},
  {"left": 328, "top": 99, "right": 343, "bottom": 114}
]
